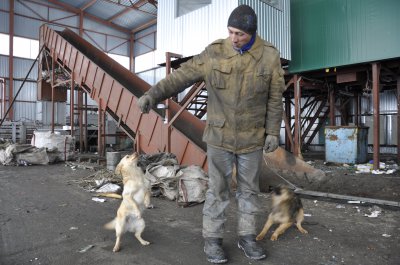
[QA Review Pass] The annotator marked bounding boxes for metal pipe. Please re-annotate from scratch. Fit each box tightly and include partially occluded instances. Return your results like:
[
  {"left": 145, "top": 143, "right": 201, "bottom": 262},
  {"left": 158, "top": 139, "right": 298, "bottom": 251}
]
[
  {"left": 284, "top": 96, "right": 292, "bottom": 151},
  {"left": 294, "top": 75, "right": 302, "bottom": 157},
  {"left": 372, "top": 63, "right": 380, "bottom": 170},
  {"left": 294, "top": 189, "right": 400, "bottom": 208},
  {"left": 329, "top": 86, "right": 335, "bottom": 126},
  {"left": 51, "top": 52, "right": 55, "bottom": 133},
  {"left": 8, "top": 0, "right": 14, "bottom": 120},
  {"left": 397, "top": 76, "right": 400, "bottom": 164}
]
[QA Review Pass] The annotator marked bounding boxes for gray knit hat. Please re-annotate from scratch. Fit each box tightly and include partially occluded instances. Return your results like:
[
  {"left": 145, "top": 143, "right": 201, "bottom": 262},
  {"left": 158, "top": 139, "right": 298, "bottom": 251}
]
[{"left": 227, "top": 5, "right": 257, "bottom": 35}]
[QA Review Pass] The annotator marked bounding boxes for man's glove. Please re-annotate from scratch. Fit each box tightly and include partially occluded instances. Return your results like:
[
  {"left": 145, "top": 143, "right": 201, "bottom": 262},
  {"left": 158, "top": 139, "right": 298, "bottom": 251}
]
[
  {"left": 137, "top": 94, "right": 155, "bottom": 113},
  {"left": 263, "top": 135, "right": 279, "bottom": 153}
]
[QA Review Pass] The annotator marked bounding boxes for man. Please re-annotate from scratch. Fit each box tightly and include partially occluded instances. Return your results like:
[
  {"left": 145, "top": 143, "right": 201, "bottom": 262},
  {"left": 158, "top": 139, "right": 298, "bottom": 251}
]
[{"left": 137, "top": 4, "right": 285, "bottom": 264}]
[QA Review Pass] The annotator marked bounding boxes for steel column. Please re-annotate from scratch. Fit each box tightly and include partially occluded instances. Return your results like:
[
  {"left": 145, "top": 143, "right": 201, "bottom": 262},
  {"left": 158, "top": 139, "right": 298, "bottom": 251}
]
[
  {"left": 84, "top": 93, "right": 88, "bottom": 152},
  {"left": 51, "top": 52, "right": 55, "bottom": 133},
  {"left": 8, "top": 0, "right": 14, "bottom": 120},
  {"left": 70, "top": 73, "right": 75, "bottom": 136},
  {"left": 97, "top": 99, "right": 105, "bottom": 157},
  {"left": 78, "top": 89, "right": 83, "bottom": 153},
  {"left": 372, "top": 63, "right": 380, "bottom": 170},
  {"left": 355, "top": 92, "right": 361, "bottom": 126},
  {"left": 397, "top": 75, "right": 400, "bottom": 163},
  {"left": 329, "top": 86, "right": 335, "bottom": 126},
  {"left": 293, "top": 75, "right": 302, "bottom": 157},
  {"left": 284, "top": 97, "right": 292, "bottom": 151}
]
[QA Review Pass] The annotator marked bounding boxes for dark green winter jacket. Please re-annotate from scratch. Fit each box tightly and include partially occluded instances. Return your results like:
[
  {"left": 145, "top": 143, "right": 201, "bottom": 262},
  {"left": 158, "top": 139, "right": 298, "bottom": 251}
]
[{"left": 146, "top": 35, "right": 285, "bottom": 154}]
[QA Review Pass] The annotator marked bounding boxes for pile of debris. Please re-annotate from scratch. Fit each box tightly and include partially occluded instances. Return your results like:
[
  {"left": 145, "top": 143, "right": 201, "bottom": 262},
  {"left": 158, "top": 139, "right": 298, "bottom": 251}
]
[
  {"left": 0, "top": 139, "right": 61, "bottom": 166},
  {"left": 71, "top": 152, "right": 209, "bottom": 207},
  {"left": 0, "top": 131, "right": 75, "bottom": 166}
]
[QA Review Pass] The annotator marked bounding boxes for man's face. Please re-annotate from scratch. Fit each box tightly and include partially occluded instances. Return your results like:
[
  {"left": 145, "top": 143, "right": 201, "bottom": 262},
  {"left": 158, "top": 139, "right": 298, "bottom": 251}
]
[{"left": 228, "top": 26, "right": 252, "bottom": 49}]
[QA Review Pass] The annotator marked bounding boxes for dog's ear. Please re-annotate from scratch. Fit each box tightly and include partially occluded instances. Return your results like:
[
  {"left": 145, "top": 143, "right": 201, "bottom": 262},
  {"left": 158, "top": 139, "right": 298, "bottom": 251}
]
[
  {"left": 273, "top": 186, "right": 282, "bottom": 195},
  {"left": 115, "top": 163, "right": 122, "bottom": 176}
]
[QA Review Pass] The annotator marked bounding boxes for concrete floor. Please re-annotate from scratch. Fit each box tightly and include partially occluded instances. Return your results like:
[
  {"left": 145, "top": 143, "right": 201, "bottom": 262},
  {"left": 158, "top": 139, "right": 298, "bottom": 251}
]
[{"left": 1, "top": 163, "right": 399, "bottom": 265}]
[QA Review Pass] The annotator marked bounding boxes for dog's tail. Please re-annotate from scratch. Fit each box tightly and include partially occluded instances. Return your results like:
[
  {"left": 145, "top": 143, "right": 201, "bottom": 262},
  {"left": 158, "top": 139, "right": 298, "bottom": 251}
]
[{"left": 104, "top": 219, "right": 116, "bottom": 230}]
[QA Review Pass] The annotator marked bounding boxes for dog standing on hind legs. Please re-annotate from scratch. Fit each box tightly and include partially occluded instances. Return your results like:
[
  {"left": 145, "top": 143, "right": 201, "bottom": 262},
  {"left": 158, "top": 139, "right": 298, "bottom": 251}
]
[
  {"left": 104, "top": 152, "right": 152, "bottom": 252},
  {"left": 256, "top": 186, "right": 308, "bottom": 241}
]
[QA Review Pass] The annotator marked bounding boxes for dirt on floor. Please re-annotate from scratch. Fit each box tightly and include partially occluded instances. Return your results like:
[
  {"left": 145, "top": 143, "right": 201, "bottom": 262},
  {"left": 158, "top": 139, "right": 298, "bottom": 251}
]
[
  {"left": 300, "top": 153, "right": 400, "bottom": 202},
  {"left": 1, "top": 153, "right": 399, "bottom": 265}
]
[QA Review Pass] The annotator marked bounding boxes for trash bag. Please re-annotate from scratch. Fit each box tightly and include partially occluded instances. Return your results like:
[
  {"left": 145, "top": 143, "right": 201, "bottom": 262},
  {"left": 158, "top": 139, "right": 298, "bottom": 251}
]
[
  {"left": 176, "top": 165, "right": 208, "bottom": 207},
  {"left": 145, "top": 162, "right": 180, "bottom": 201}
]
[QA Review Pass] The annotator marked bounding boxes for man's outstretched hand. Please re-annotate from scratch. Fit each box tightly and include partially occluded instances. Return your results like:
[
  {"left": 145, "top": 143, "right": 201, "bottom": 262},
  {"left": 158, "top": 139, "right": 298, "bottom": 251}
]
[{"left": 137, "top": 94, "right": 154, "bottom": 113}]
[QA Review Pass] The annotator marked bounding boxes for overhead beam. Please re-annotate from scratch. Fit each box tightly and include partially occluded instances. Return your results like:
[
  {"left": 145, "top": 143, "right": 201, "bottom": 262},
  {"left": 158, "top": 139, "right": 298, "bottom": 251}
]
[
  {"left": 107, "top": 7, "right": 131, "bottom": 22},
  {"left": 80, "top": 0, "right": 97, "bottom": 11},
  {"left": 132, "top": 18, "right": 157, "bottom": 33},
  {"left": 47, "top": 0, "right": 130, "bottom": 34}
]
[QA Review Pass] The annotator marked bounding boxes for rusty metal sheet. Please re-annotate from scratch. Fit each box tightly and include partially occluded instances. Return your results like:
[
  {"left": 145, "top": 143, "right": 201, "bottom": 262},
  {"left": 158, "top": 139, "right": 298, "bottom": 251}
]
[
  {"left": 115, "top": 89, "right": 132, "bottom": 123},
  {"left": 125, "top": 97, "right": 142, "bottom": 132},
  {"left": 107, "top": 81, "right": 123, "bottom": 112},
  {"left": 138, "top": 112, "right": 158, "bottom": 146},
  {"left": 64, "top": 43, "right": 72, "bottom": 68},
  {"left": 84, "top": 61, "right": 96, "bottom": 88},
  {"left": 68, "top": 48, "right": 78, "bottom": 71},
  {"left": 41, "top": 25, "right": 211, "bottom": 171},
  {"left": 99, "top": 75, "right": 113, "bottom": 109},
  {"left": 93, "top": 68, "right": 105, "bottom": 98},
  {"left": 80, "top": 57, "right": 90, "bottom": 83}
]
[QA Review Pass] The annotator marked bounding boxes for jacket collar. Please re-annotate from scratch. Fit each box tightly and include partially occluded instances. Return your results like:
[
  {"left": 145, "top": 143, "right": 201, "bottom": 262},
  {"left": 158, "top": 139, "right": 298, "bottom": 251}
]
[{"left": 223, "top": 35, "right": 265, "bottom": 61}]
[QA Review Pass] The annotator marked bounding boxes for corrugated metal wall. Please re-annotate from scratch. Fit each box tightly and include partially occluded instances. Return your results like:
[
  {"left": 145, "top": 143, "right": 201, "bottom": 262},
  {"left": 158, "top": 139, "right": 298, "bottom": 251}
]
[
  {"left": 136, "top": 0, "right": 290, "bottom": 71},
  {"left": 1, "top": 0, "right": 130, "bottom": 56},
  {"left": 290, "top": 0, "right": 400, "bottom": 73},
  {"left": 296, "top": 90, "right": 398, "bottom": 154},
  {"left": 240, "top": 0, "right": 291, "bottom": 59}
]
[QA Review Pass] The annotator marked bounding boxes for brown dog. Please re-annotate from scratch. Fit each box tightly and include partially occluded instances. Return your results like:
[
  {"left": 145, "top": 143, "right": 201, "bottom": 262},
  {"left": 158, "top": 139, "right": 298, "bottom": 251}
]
[
  {"left": 104, "top": 152, "right": 152, "bottom": 252},
  {"left": 256, "top": 186, "right": 308, "bottom": 241}
]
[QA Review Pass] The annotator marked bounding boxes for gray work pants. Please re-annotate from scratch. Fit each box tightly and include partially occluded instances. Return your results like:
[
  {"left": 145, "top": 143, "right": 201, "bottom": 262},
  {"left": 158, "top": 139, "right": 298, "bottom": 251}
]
[{"left": 202, "top": 145, "right": 262, "bottom": 238}]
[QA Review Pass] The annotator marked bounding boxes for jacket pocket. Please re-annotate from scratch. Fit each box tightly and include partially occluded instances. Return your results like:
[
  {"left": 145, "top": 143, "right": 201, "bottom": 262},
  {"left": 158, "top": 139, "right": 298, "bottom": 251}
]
[
  {"left": 255, "top": 68, "right": 271, "bottom": 94},
  {"left": 211, "top": 65, "right": 232, "bottom": 89},
  {"left": 202, "top": 119, "right": 225, "bottom": 146}
]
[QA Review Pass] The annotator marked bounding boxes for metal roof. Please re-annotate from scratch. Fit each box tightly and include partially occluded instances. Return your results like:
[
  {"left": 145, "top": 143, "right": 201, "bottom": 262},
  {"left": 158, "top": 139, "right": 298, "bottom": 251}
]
[{"left": 47, "top": 0, "right": 157, "bottom": 33}]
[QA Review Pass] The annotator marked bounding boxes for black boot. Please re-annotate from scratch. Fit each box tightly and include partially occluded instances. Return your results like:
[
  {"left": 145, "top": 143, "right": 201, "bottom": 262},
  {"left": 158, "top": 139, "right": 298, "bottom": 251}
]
[
  {"left": 238, "top": 234, "right": 267, "bottom": 260},
  {"left": 204, "top": 237, "right": 228, "bottom": 264}
]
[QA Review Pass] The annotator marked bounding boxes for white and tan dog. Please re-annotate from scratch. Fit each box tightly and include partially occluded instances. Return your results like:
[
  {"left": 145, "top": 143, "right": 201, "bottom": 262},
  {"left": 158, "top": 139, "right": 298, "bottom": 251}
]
[{"left": 104, "top": 152, "right": 152, "bottom": 252}]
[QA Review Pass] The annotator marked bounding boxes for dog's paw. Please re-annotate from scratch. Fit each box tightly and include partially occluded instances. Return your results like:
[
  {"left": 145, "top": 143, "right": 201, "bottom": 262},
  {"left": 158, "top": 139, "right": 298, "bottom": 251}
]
[
  {"left": 256, "top": 235, "right": 264, "bottom": 241},
  {"left": 270, "top": 234, "right": 278, "bottom": 241},
  {"left": 146, "top": 204, "right": 154, "bottom": 209},
  {"left": 113, "top": 246, "right": 121, "bottom": 252},
  {"left": 299, "top": 228, "right": 308, "bottom": 234},
  {"left": 141, "top": 240, "right": 150, "bottom": 246}
]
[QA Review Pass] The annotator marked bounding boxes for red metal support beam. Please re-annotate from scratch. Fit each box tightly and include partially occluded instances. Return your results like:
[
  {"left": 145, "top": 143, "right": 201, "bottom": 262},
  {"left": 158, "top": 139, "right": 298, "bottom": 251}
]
[
  {"left": 355, "top": 92, "right": 361, "bottom": 126},
  {"left": 372, "top": 62, "right": 381, "bottom": 170},
  {"left": 0, "top": 79, "right": 5, "bottom": 118},
  {"left": 98, "top": 99, "right": 105, "bottom": 157},
  {"left": 84, "top": 93, "right": 88, "bottom": 152},
  {"left": 129, "top": 34, "right": 134, "bottom": 72},
  {"left": 132, "top": 19, "right": 157, "bottom": 33},
  {"left": 293, "top": 75, "right": 302, "bottom": 157},
  {"left": 47, "top": 0, "right": 130, "bottom": 34},
  {"left": 70, "top": 73, "right": 75, "bottom": 136},
  {"left": 8, "top": 0, "right": 14, "bottom": 120},
  {"left": 397, "top": 75, "right": 400, "bottom": 163},
  {"left": 78, "top": 89, "right": 83, "bottom": 153},
  {"left": 283, "top": 97, "right": 293, "bottom": 151},
  {"left": 329, "top": 86, "right": 335, "bottom": 126},
  {"left": 81, "top": 0, "right": 97, "bottom": 11},
  {"left": 164, "top": 52, "right": 182, "bottom": 152},
  {"left": 51, "top": 51, "right": 55, "bottom": 133}
]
